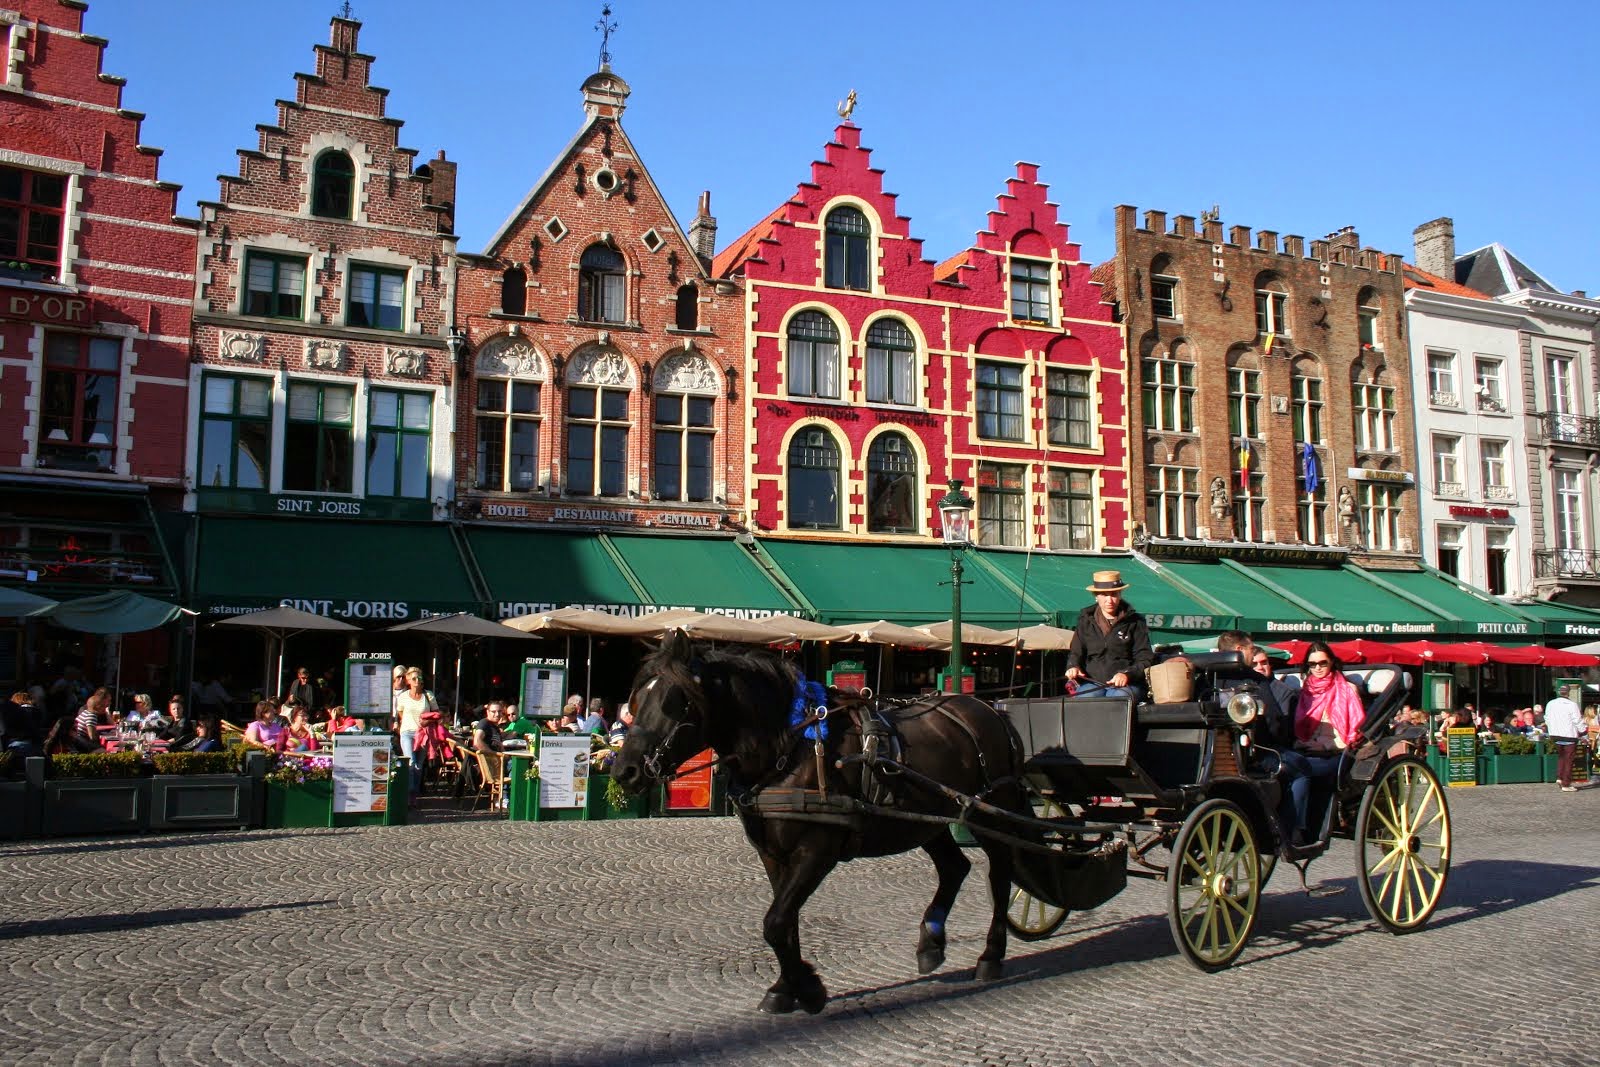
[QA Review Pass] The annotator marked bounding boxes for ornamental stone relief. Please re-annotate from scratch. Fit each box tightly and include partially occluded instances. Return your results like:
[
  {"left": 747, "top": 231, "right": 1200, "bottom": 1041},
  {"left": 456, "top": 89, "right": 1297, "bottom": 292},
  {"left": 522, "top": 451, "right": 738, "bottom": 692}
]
[
  {"left": 654, "top": 351, "right": 718, "bottom": 394},
  {"left": 304, "top": 339, "right": 348, "bottom": 371},
  {"left": 568, "top": 346, "right": 632, "bottom": 387},
  {"left": 474, "top": 338, "right": 545, "bottom": 379},
  {"left": 219, "top": 332, "right": 266, "bottom": 363},
  {"left": 386, "top": 348, "right": 427, "bottom": 378}
]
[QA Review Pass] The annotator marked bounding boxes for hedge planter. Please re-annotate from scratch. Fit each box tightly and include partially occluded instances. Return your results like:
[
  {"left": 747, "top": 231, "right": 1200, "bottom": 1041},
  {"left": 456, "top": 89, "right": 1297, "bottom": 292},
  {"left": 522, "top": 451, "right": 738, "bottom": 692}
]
[
  {"left": 264, "top": 779, "right": 333, "bottom": 828},
  {"left": 150, "top": 775, "right": 255, "bottom": 831},
  {"left": 1481, "top": 752, "right": 1542, "bottom": 785},
  {"left": 42, "top": 778, "right": 150, "bottom": 836},
  {"left": 0, "top": 780, "right": 37, "bottom": 840},
  {"left": 586, "top": 774, "right": 648, "bottom": 821}
]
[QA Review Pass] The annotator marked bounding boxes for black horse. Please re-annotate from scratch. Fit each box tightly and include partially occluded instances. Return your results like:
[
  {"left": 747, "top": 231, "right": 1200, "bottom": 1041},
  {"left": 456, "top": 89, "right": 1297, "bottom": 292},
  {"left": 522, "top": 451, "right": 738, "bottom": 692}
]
[{"left": 612, "top": 631, "right": 1035, "bottom": 1015}]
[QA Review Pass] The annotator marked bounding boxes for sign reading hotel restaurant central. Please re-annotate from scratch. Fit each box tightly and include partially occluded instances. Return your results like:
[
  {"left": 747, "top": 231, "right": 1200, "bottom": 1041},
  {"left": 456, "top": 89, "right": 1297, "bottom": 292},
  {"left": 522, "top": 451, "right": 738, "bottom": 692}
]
[{"left": 471, "top": 499, "right": 721, "bottom": 528}]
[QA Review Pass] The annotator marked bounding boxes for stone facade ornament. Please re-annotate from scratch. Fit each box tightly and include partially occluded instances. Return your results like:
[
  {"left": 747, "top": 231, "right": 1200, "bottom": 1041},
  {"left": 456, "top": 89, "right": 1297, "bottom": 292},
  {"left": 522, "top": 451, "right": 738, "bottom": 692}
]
[
  {"left": 568, "top": 345, "right": 632, "bottom": 387},
  {"left": 386, "top": 348, "right": 427, "bottom": 378},
  {"left": 654, "top": 350, "right": 717, "bottom": 394},
  {"left": 219, "top": 332, "right": 266, "bottom": 363},
  {"left": 474, "top": 338, "right": 545, "bottom": 379},
  {"left": 1209, "top": 476, "right": 1229, "bottom": 519},
  {"left": 304, "top": 339, "right": 348, "bottom": 371}
]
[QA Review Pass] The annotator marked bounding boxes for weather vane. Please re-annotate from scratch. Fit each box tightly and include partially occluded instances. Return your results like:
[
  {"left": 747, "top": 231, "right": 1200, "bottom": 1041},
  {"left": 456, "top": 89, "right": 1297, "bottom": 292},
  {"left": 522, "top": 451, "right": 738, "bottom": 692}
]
[
  {"left": 837, "top": 88, "right": 857, "bottom": 121},
  {"left": 337, "top": 1, "right": 354, "bottom": 18},
  {"left": 596, "top": 4, "right": 617, "bottom": 68}
]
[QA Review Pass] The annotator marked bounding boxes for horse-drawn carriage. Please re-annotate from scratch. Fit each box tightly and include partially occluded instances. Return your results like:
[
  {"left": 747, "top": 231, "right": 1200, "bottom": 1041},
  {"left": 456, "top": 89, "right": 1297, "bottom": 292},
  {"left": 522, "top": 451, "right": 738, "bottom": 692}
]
[
  {"left": 1000, "top": 650, "right": 1452, "bottom": 969},
  {"left": 613, "top": 636, "right": 1452, "bottom": 1014}
]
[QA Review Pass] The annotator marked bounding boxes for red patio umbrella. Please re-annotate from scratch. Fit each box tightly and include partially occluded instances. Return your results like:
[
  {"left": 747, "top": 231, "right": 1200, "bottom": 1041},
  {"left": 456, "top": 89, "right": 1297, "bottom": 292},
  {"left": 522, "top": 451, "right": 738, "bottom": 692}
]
[
  {"left": 1269, "top": 639, "right": 1314, "bottom": 664},
  {"left": 1329, "top": 639, "right": 1427, "bottom": 665},
  {"left": 1529, "top": 646, "right": 1600, "bottom": 668},
  {"left": 1389, "top": 640, "right": 1493, "bottom": 665}
]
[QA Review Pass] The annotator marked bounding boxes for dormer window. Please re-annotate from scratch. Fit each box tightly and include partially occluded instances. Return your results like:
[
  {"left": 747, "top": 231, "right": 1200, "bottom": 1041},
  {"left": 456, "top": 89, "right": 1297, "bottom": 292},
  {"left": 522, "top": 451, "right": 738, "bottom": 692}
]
[
  {"left": 1010, "top": 258, "right": 1052, "bottom": 323},
  {"left": 578, "top": 243, "right": 625, "bottom": 323},
  {"left": 823, "top": 206, "right": 871, "bottom": 291},
  {"left": 311, "top": 151, "right": 354, "bottom": 220}
]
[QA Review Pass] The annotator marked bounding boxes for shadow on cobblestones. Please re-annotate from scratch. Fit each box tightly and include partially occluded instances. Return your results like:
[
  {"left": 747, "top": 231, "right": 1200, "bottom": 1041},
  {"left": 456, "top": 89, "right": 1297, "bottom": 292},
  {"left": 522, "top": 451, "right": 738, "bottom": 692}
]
[
  {"left": 0, "top": 900, "right": 333, "bottom": 942},
  {"left": 1426, "top": 858, "right": 1599, "bottom": 928},
  {"left": 0, "top": 830, "right": 325, "bottom": 859}
]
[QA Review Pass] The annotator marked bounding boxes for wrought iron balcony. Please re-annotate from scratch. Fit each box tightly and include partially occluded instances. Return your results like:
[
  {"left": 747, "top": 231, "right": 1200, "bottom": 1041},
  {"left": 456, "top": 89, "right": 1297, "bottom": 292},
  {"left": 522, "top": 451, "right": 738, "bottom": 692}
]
[
  {"left": 1539, "top": 411, "right": 1600, "bottom": 447},
  {"left": 1428, "top": 390, "right": 1459, "bottom": 408},
  {"left": 1434, "top": 480, "right": 1467, "bottom": 499},
  {"left": 1535, "top": 549, "right": 1600, "bottom": 580},
  {"left": 1483, "top": 484, "right": 1515, "bottom": 502}
]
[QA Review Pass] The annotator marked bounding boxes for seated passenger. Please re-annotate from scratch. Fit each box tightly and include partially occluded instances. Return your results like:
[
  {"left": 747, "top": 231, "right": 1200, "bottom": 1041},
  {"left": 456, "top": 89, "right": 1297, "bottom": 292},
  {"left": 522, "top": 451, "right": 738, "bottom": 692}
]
[
  {"left": 1214, "top": 633, "right": 1290, "bottom": 747},
  {"left": 1065, "top": 570, "right": 1152, "bottom": 702},
  {"left": 1278, "top": 642, "right": 1364, "bottom": 847}
]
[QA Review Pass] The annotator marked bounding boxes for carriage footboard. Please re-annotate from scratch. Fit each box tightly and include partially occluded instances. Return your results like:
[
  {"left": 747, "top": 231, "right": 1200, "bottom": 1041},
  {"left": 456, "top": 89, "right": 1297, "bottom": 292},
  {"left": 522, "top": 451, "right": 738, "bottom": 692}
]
[{"left": 1011, "top": 837, "right": 1127, "bottom": 913}]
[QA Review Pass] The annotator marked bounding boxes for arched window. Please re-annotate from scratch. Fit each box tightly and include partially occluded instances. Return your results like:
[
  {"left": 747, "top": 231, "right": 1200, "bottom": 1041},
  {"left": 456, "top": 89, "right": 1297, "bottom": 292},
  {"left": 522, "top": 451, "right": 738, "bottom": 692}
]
[
  {"left": 577, "top": 243, "right": 625, "bottom": 323},
  {"left": 866, "top": 433, "right": 917, "bottom": 534},
  {"left": 674, "top": 283, "right": 699, "bottom": 331},
  {"left": 824, "top": 206, "right": 871, "bottom": 291},
  {"left": 786, "top": 311, "right": 841, "bottom": 399},
  {"left": 473, "top": 339, "right": 545, "bottom": 492},
  {"left": 1142, "top": 341, "right": 1195, "bottom": 432},
  {"left": 787, "top": 427, "right": 841, "bottom": 530},
  {"left": 1254, "top": 272, "right": 1289, "bottom": 336},
  {"left": 311, "top": 151, "right": 354, "bottom": 220},
  {"left": 501, "top": 266, "right": 527, "bottom": 316},
  {"left": 652, "top": 352, "right": 717, "bottom": 503},
  {"left": 865, "top": 319, "right": 916, "bottom": 405}
]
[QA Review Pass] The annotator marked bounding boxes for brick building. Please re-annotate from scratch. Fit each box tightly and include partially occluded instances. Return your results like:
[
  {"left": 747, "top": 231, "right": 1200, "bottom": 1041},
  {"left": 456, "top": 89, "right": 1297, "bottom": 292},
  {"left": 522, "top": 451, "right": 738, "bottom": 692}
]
[
  {"left": 452, "top": 65, "right": 744, "bottom": 537},
  {"left": 183, "top": 14, "right": 464, "bottom": 628},
  {"left": 1106, "top": 206, "right": 1417, "bottom": 565},
  {"left": 0, "top": 0, "right": 195, "bottom": 605},
  {"left": 714, "top": 124, "right": 1127, "bottom": 551}
]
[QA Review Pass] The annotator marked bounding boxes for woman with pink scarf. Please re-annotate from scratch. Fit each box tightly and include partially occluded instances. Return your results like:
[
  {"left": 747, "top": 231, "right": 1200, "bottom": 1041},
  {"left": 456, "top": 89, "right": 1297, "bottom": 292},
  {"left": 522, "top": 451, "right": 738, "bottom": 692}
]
[{"left": 1280, "top": 642, "right": 1366, "bottom": 846}]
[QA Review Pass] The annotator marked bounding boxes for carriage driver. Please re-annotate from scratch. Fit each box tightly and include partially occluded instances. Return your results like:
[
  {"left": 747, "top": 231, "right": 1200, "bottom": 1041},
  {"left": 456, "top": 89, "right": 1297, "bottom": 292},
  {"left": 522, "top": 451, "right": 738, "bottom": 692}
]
[{"left": 1065, "top": 570, "right": 1153, "bottom": 702}]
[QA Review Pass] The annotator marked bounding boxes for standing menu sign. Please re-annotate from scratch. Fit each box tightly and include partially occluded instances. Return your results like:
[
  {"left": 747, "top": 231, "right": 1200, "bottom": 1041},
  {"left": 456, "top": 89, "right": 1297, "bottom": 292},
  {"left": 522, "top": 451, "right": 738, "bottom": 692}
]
[
  {"left": 537, "top": 734, "right": 590, "bottom": 809},
  {"left": 333, "top": 735, "right": 391, "bottom": 813},
  {"left": 1446, "top": 727, "right": 1477, "bottom": 787},
  {"left": 520, "top": 658, "right": 567, "bottom": 719},
  {"left": 344, "top": 654, "right": 394, "bottom": 718},
  {"left": 665, "top": 748, "right": 715, "bottom": 811}
]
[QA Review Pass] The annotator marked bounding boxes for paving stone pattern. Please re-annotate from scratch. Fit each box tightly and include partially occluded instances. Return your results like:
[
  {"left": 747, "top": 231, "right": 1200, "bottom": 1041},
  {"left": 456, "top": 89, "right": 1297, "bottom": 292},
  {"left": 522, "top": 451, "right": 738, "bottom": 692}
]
[{"left": 1, "top": 784, "right": 1596, "bottom": 1066}]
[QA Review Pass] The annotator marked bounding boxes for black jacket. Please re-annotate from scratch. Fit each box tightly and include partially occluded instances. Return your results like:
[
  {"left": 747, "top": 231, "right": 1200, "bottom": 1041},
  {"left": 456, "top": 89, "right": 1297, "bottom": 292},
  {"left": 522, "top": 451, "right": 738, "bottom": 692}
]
[{"left": 1067, "top": 603, "right": 1154, "bottom": 685}]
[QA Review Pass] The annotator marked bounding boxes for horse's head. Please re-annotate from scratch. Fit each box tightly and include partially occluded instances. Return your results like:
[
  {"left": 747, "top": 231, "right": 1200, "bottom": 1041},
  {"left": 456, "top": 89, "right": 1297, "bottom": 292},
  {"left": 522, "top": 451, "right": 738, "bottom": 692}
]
[{"left": 612, "top": 630, "right": 713, "bottom": 795}]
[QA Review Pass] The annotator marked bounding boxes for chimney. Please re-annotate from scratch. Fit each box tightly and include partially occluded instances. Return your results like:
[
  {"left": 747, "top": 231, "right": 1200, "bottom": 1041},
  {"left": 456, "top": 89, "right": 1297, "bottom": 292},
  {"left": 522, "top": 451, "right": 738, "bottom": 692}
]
[
  {"left": 331, "top": 15, "right": 360, "bottom": 54},
  {"left": 419, "top": 150, "right": 456, "bottom": 235},
  {"left": 1413, "top": 217, "right": 1456, "bottom": 279},
  {"left": 688, "top": 190, "right": 717, "bottom": 264},
  {"left": 1326, "top": 226, "right": 1360, "bottom": 250}
]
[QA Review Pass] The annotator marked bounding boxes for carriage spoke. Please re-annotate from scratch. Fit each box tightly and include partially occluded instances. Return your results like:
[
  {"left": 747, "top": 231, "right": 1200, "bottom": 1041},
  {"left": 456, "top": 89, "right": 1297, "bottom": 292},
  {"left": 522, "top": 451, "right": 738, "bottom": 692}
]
[
  {"left": 1367, "top": 842, "right": 1405, "bottom": 876},
  {"left": 1371, "top": 800, "right": 1405, "bottom": 842}
]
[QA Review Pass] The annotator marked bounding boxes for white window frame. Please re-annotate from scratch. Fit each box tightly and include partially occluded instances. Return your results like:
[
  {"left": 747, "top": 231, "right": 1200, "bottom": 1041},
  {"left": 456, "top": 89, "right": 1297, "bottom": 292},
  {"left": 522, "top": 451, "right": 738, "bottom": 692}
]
[
  {"left": 1358, "top": 305, "right": 1381, "bottom": 350},
  {"left": 1255, "top": 288, "right": 1289, "bottom": 335},
  {"left": 1353, "top": 383, "right": 1395, "bottom": 452},
  {"left": 1432, "top": 434, "right": 1463, "bottom": 497},
  {"left": 1426, "top": 350, "right": 1458, "bottom": 407},
  {"left": 1150, "top": 275, "right": 1180, "bottom": 320},
  {"left": 1474, "top": 356, "right": 1506, "bottom": 412},
  {"left": 1480, "top": 439, "right": 1509, "bottom": 501},
  {"left": 1358, "top": 482, "right": 1402, "bottom": 551},
  {"left": 1147, "top": 464, "right": 1198, "bottom": 538},
  {"left": 1435, "top": 523, "right": 1465, "bottom": 578},
  {"left": 1143, "top": 356, "right": 1196, "bottom": 433}
]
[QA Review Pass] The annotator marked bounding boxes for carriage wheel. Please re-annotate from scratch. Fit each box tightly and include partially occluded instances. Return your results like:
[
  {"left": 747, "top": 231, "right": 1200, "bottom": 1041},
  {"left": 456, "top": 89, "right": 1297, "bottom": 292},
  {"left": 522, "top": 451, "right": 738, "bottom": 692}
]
[
  {"left": 1356, "top": 757, "right": 1451, "bottom": 934},
  {"left": 1006, "top": 797, "right": 1070, "bottom": 942},
  {"left": 1167, "top": 798, "right": 1261, "bottom": 971}
]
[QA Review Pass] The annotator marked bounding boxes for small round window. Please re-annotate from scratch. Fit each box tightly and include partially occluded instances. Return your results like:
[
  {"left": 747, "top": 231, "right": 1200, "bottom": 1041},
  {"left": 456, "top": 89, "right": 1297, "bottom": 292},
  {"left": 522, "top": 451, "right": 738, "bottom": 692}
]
[{"left": 594, "top": 167, "right": 620, "bottom": 195}]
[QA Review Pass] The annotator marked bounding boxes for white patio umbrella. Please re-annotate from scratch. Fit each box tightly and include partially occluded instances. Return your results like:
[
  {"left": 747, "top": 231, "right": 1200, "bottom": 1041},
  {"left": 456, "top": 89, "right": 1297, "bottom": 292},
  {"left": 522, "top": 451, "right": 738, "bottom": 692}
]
[
  {"left": 914, "top": 620, "right": 1020, "bottom": 647},
  {"left": 831, "top": 620, "right": 950, "bottom": 694},
  {"left": 385, "top": 613, "right": 536, "bottom": 725},
  {"left": 214, "top": 605, "right": 359, "bottom": 703}
]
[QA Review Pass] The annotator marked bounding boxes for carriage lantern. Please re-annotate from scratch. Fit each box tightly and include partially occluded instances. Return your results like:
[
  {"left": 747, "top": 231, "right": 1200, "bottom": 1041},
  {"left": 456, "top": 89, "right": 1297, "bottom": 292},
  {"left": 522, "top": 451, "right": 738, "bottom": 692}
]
[{"left": 938, "top": 480, "right": 975, "bottom": 694}]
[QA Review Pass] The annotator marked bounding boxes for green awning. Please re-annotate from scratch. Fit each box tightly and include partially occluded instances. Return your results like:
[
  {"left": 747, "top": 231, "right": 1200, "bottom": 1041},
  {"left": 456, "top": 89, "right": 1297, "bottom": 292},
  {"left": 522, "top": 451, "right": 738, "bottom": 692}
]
[
  {"left": 970, "top": 551, "right": 1233, "bottom": 633},
  {"left": 1504, "top": 599, "right": 1600, "bottom": 641},
  {"left": 609, "top": 534, "right": 799, "bottom": 615},
  {"left": 1226, "top": 563, "right": 1445, "bottom": 638},
  {"left": 44, "top": 590, "right": 186, "bottom": 634},
  {"left": 1359, "top": 567, "right": 1538, "bottom": 639},
  {"left": 195, "top": 516, "right": 479, "bottom": 623},
  {"left": 1138, "top": 559, "right": 1306, "bottom": 631},
  {"left": 469, "top": 527, "right": 645, "bottom": 618},
  {"left": 756, "top": 540, "right": 1051, "bottom": 626}
]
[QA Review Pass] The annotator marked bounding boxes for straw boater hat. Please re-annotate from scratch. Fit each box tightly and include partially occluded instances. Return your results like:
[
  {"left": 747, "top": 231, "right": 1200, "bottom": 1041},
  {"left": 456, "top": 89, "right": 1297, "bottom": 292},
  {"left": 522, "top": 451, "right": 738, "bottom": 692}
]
[{"left": 1086, "top": 569, "right": 1129, "bottom": 594}]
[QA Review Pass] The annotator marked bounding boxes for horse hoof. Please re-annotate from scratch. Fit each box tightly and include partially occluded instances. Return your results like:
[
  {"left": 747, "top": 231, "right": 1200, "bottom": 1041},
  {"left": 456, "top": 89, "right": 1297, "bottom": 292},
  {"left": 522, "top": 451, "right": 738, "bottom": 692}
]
[
  {"left": 758, "top": 992, "right": 797, "bottom": 1015},
  {"left": 916, "top": 949, "right": 945, "bottom": 975},
  {"left": 797, "top": 985, "right": 828, "bottom": 1015},
  {"left": 974, "top": 960, "right": 1004, "bottom": 982}
]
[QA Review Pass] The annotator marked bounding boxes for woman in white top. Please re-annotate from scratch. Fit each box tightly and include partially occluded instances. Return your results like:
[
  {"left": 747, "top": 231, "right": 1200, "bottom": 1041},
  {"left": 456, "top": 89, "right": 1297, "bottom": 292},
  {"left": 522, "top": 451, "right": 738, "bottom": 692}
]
[{"left": 392, "top": 667, "right": 437, "bottom": 795}]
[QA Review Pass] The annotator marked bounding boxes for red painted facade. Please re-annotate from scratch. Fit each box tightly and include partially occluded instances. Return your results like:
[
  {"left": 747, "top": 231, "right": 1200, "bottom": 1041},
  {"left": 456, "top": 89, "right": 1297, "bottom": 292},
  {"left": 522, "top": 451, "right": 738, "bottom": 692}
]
[
  {"left": 453, "top": 67, "right": 745, "bottom": 533},
  {"left": 716, "top": 124, "right": 1127, "bottom": 550}
]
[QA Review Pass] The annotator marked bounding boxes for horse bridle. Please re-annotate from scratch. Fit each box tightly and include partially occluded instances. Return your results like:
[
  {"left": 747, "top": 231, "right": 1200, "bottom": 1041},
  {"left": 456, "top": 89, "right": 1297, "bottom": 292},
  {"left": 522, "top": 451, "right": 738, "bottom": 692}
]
[{"left": 631, "top": 669, "right": 831, "bottom": 784}]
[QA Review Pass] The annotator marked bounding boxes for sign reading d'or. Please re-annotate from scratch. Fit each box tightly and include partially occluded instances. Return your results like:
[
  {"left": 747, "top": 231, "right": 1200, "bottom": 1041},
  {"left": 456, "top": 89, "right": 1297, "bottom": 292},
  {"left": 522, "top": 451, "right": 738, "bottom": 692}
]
[{"left": 1, "top": 285, "right": 90, "bottom": 325}]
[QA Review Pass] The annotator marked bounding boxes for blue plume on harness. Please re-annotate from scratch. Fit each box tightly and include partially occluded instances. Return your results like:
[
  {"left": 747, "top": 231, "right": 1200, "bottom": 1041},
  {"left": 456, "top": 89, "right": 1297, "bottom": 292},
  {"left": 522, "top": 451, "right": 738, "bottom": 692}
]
[{"left": 790, "top": 675, "right": 829, "bottom": 741}]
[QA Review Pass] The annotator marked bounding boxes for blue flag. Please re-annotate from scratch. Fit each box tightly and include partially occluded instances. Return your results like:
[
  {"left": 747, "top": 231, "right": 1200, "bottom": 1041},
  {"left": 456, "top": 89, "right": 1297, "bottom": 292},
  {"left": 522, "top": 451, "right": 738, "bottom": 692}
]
[{"left": 1302, "top": 443, "right": 1321, "bottom": 494}]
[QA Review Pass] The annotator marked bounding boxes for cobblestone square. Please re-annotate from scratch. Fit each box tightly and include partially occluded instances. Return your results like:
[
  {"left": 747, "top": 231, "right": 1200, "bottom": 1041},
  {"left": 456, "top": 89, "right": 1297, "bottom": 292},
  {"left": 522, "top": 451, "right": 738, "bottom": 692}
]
[{"left": 1, "top": 784, "right": 1595, "bottom": 1066}]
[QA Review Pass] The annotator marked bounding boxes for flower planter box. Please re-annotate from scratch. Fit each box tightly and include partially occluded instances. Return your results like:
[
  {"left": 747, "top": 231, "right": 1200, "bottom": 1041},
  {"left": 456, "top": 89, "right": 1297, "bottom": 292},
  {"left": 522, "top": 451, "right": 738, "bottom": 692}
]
[
  {"left": 42, "top": 778, "right": 150, "bottom": 836},
  {"left": 264, "top": 779, "right": 333, "bottom": 828},
  {"left": 1481, "top": 752, "right": 1542, "bottom": 785},
  {"left": 1541, "top": 752, "right": 1561, "bottom": 783},
  {"left": 150, "top": 775, "right": 255, "bottom": 831},
  {"left": 585, "top": 774, "right": 648, "bottom": 820},
  {"left": 0, "top": 780, "right": 39, "bottom": 839}
]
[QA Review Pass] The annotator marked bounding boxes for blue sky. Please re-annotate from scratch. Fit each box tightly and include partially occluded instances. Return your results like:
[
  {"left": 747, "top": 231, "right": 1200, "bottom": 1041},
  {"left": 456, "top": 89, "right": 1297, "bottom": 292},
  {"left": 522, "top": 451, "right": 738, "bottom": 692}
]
[{"left": 91, "top": 1, "right": 1596, "bottom": 293}]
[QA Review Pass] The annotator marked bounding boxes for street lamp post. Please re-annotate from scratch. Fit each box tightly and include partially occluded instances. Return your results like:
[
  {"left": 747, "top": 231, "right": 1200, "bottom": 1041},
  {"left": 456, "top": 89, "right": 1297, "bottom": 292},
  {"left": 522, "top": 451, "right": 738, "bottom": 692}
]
[{"left": 938, "top": 479, "right": 975, "bottom": 695}]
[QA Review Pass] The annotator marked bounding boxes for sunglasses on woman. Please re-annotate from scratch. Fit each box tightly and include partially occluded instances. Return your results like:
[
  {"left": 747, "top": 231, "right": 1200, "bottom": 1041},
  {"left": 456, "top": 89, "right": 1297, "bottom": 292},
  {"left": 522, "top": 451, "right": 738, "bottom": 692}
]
[{"left": 1307, "top": 658, "right": 1332, "bottom": 669}]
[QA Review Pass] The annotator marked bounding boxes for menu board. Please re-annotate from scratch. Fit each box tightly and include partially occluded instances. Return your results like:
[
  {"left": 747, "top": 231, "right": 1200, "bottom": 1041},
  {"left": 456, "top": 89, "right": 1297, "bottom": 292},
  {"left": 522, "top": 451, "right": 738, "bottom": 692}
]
[
  {"left": 538, "top": 734, "right": 590, "bottom": 809},
  {"left": 332, "top": 735, "right": 391, "bottom": 813},
  {"left": 665, "top": 747, "right": 715, "bottom": 811},
  {"left": 520, "top": 659, "right": 567, "bottom": 719},
  {"left": 344, "top": 655, "right": 394, "bottom": 718},
  {"left": 1446, "top": 727, "right": 1478, "bottom": 787}
]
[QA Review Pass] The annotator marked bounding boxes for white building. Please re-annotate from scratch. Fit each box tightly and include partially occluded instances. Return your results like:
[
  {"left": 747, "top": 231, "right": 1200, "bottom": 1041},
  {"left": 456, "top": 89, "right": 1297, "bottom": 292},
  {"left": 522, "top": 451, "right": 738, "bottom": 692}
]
[{"left": 1414, "top": 219, "right": 1600, "bottom": 606}]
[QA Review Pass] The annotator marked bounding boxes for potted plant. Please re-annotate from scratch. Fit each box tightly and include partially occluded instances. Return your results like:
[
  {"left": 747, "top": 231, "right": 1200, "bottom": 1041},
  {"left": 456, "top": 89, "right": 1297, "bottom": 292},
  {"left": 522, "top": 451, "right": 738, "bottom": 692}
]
[
  {"left": 1481, "top": 733, "right": 1541, "bottom": 784},
  {"left": 583, "top": 737, "right": 648, "bottom": 820},
  {"left": 42, "top": 751, "right": 151, "bottom": 836},
  {"left": 149, "top": 750, "right": 254, "bottom": 831},
  {"left": 262, "top": 754, "right": 334, "bottom": 828}
]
